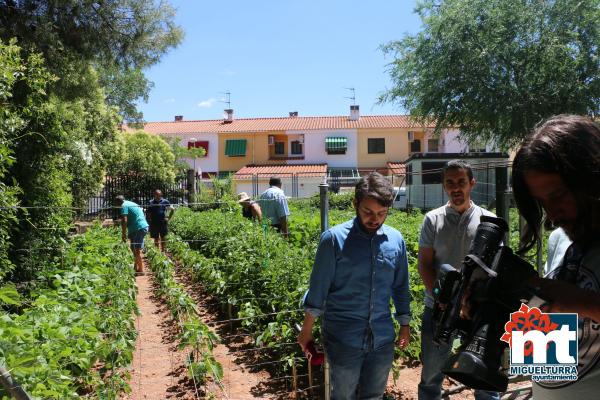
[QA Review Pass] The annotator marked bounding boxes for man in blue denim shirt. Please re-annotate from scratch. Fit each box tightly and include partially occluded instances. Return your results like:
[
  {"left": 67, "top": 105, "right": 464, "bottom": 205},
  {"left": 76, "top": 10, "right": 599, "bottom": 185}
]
[{"left": 298, "top": 172, "right": 411, "bottom": 400}]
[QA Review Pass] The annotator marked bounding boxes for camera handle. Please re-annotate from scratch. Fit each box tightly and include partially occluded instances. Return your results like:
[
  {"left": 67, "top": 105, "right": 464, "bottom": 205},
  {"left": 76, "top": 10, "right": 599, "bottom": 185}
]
[{"left": 465, "top": 254, "right": 497, "bottom": 278}]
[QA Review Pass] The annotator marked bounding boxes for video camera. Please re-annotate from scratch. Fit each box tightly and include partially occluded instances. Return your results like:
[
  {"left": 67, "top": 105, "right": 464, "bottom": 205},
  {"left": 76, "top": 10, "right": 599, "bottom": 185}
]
[{"left": 431, "top": 216, "right": 539, "bottom": 391}]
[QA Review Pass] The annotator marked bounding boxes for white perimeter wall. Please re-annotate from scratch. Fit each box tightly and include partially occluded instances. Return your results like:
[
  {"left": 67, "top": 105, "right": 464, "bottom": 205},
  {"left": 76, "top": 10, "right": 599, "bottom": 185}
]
[{"left": 234, "top": 177, "right": 324, "bottom": 199}]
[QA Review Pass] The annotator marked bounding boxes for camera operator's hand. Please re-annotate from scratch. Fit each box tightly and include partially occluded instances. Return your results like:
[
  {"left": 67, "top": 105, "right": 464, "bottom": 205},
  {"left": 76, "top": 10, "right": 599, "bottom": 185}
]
[
  {"left": 396, "top": 325, "right": 410, "bottom": 349},
  {"left": 529, "top": 275, "right": 600, "bottom": 322}
]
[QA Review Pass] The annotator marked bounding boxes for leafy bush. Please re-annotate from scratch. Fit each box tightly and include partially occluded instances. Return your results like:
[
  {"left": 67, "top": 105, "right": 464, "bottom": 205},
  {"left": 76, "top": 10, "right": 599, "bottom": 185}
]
[
  {"left": 169, "top": 205, "right": 426, "bottom": 367},
  {"left": 0, "top": 226, "right": 137, "bottom": 399}
]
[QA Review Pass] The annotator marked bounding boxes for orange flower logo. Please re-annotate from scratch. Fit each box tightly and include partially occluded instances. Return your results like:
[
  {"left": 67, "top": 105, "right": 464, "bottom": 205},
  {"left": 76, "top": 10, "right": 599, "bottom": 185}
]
[{"left": 501, "top": 303, "right": 559, "bottom": 357}]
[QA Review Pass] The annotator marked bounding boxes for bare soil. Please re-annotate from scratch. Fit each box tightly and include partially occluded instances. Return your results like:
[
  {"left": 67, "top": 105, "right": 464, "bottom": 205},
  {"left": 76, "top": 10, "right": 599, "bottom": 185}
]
[
  {"left": 123, "top": 256, "right": 532, "bottom": 400},
  {"left": 123, "top": 273, "right": 199, "bottom": 400}
]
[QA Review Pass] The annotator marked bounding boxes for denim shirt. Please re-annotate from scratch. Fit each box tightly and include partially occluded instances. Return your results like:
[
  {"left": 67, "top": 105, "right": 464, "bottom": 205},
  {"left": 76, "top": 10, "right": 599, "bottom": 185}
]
[{"left": 304, "top": 218, "right": 411, "bottom": 349}]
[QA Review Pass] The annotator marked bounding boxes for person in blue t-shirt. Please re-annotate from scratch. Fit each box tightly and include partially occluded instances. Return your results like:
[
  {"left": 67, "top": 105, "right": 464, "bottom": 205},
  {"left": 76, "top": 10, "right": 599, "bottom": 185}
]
[
  {"left": 115, "top": 195, "right": 149, "bottom": 275},
  {"left": 146, "top": 190, "right": 174, "bottom": 252}
]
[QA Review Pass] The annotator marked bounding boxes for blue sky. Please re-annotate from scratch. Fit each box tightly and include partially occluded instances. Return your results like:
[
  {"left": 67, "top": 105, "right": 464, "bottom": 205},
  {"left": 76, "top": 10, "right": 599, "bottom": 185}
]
[{"left": 137, "top": 0, "right": 422, "bottom": 122}]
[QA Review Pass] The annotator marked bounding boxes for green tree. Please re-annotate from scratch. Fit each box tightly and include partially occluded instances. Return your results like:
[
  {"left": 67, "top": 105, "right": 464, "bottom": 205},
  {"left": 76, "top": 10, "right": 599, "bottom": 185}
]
[
  {"left": 381, "top": 0, "right": 600, "bottom": 149},
  {"left": 107, "top": 131, "right": 178, "bottom": 183},
  {"left": 0, "top": 40, "right": 23, "bottom": 280},
  {"left": 0, "top": 39, "right": 121, "bottom": 281},
  {"left": 163, "top": 137, "right": 206, "bottom": 177},
  {"left": 0, "top": 0, "right": 183, "bottom": 121}
]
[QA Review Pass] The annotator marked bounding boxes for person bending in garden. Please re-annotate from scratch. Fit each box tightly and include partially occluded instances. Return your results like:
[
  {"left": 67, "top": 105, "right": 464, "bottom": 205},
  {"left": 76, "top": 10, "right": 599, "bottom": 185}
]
[
  {"left": 237, "top": 192, "right": 262, "bottom": 221},
  {"left": 298, "top": 172, "right": 411, "bottom": 400},
  {"left": 146, "top": 189, "right": 174, "bottom": 252},
  {"left": 115, "top": 195, "right": 149, "bottom": 276},
  {"left": 417, "top": 160, "right": 499, "bottom": 400},
  {"left": 259, "top": 177, "right": 290, "bottom": 237}
]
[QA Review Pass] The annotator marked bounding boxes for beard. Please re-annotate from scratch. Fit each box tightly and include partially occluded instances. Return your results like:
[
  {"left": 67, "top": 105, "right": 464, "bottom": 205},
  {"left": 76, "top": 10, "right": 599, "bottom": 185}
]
[{"left": 355, "top": 210, "right": 383, "bottom": 234}]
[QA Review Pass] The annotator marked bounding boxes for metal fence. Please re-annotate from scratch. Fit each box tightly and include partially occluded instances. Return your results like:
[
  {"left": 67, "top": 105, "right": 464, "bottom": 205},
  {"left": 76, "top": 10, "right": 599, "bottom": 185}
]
[{"left": 78, "top": 174, "right": 192, "bottom": 221}]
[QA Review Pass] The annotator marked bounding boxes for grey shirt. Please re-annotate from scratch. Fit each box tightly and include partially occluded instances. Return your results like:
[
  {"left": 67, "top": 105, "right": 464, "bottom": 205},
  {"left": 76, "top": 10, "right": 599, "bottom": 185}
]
[{"left": 419, "top": 201, "right": 496, "bottom": 308}]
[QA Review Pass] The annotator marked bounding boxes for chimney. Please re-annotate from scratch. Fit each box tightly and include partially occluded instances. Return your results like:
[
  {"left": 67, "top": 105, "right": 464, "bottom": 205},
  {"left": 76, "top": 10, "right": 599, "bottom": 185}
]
[
  {"left": 289, "top": 111, "right": 298, "bottom": 118},
  {"left": 174, "top": 115, "right": 183, "bottom": 122},
  {"left": 349, "top": 105, "right": 360, "bottom": 121},
  {"left": 224, "top": 109, "right": 234, "bottom": 123}
]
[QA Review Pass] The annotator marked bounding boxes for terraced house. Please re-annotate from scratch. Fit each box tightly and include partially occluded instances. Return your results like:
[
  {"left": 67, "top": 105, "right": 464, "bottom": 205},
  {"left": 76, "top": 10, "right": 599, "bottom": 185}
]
[{"left": 136, "top": 106, "right": 491, "bottom": 197}]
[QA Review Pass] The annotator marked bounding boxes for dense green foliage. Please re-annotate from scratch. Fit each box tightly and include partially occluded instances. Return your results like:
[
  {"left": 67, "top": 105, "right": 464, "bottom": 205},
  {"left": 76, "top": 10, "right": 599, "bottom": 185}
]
[
  {"left": 1, "top": 0, "right": 183, "bottom": 282},
  {"left": 168, "top": 203, "right": 426, "bottom": 365},
  {"left": 0, "top": 0, "right": 183, "bottom": 122},
  {"left": 0, "top": 227, "right": 137, "bottom": 399},
  {"left": 0, "top": 39, "right": 121, "bottom": 282},
  {"left": 381, "top": 0, "right": 600, "bottom": 149},
  {"left": 107, "top": 130, "right": 178, "bottom": 183},
  {"left": 169, "top": 192, "right": 551, "bottom": 370}
]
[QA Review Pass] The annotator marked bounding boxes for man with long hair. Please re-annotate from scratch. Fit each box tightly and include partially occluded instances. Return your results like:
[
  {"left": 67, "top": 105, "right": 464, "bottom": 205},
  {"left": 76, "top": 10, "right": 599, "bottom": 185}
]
[{"left": 512, "top": 114, "right": 600, "bottom": 398}]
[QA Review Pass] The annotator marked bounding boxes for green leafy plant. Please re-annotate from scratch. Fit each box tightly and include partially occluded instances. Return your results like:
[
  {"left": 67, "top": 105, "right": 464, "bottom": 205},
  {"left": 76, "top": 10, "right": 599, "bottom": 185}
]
[{"left": 0, "top": 226, "right": 138, "bottom": 399}]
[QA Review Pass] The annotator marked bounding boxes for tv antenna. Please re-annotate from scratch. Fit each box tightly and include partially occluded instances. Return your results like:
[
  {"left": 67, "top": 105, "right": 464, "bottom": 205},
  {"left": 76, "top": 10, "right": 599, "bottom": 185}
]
[
  {"left": 219, "top": 91, "right": 231, "bottom": 109},
  {"left": 344, "top": 87, "right": 356, "bottom": 105}
]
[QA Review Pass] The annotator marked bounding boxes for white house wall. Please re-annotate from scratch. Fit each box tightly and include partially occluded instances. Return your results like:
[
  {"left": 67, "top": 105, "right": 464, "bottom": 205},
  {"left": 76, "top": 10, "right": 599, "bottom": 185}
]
[
  {"left": 441, "top": 129, "right": 468, "bottom": 153},
  {"left": 441, "top": 129, "right": 500, "bottom": 153},
  {"left": 160, "top": 132, "right": 219, "bottom": 174},
  {"left": 287, "top": 129, "right": 358, "bottom": 168}
]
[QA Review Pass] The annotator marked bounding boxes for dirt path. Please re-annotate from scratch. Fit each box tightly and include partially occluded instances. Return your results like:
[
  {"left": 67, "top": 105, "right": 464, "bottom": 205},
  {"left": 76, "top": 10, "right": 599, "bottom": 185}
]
[
  {"left": 124, "top": 273, "right": 198, "bottom": 400},
  {"left": 173, "top": 268, "right": 279, "bottom": 400}
]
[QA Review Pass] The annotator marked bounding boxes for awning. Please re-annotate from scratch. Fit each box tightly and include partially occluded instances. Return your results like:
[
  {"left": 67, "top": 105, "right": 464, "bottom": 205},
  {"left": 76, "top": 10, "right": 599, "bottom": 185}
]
[
  {"left": 224, "top": 139, "right": 247, "bottom": 156},
  {"left": 325, "top": 137, "right": 347, "bottom": 151}
]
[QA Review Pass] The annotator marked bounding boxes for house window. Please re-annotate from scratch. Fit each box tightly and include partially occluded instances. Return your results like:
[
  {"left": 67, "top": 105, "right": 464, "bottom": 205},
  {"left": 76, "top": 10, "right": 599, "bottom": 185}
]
[
  {"left": 428, "top": 139, "right": 439, "bottom": 153},
  {"left": 188, "top": 140, "right": 209, "bottom": 156},
  {"left": 275, "top": 142, "right": 285, "bottom": 155},
  {"left": 410, "top": 139, "right": 421, "bottom": 153},
  {"left": 368, "top": 138, "right": 385, "bottom": 154},
  {"left": 406, "top": 164, "right": 413, "bottom": 185},
  {"left": 325, "top": 137, "right": 347, "bottom": 154},
  {"left": 422, "top": 161, "right": 447, "bottom": 185},
  {"left": 224, "top": 139, "right": 247, "bottom": 157},
  {"left": 291, "top": 140, "right": 303, "bottom": 155}
]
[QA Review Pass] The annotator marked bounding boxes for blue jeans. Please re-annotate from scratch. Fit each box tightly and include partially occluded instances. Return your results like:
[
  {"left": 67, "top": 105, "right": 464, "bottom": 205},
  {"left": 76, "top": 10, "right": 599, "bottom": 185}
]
[
  {"left": 418, "top": 307, "right": 500, "bottom": 400},
  {"left": 326, "top": 340, "right": 394, "bottom": 400}
]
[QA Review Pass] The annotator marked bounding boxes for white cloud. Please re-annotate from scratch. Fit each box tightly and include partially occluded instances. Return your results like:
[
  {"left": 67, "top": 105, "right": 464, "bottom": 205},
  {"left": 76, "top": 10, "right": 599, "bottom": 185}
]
[
  {"left": 163, "top": 98, "right": 175, "bottom": 103},
  {"left": 197, "top": 98, "right": 216, "bottom": 108}
]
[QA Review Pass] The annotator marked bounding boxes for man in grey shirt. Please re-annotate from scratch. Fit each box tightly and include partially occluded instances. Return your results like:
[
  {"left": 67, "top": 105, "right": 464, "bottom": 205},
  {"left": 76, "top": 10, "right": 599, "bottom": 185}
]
[{"left": 417, "top": 160, "right": 499, "bottom": 400}]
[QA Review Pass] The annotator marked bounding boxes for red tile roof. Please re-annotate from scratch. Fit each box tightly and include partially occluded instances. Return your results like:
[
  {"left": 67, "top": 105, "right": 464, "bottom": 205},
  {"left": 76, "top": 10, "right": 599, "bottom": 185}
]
[
  {"left": 234, "top": 164, "right": 327, "bottom": 179},
  {"left": 386, "top": 162, "right": 406, "bottom": 175},
  {"left": 128, "top": 115, "right": 434, "bottom": 134}
]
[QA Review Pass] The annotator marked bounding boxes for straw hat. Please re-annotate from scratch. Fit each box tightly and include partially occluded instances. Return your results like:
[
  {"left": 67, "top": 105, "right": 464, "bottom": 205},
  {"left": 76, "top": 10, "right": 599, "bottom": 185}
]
[{"left": 237, "top": 192, "right": 251, "bottom": 203}]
